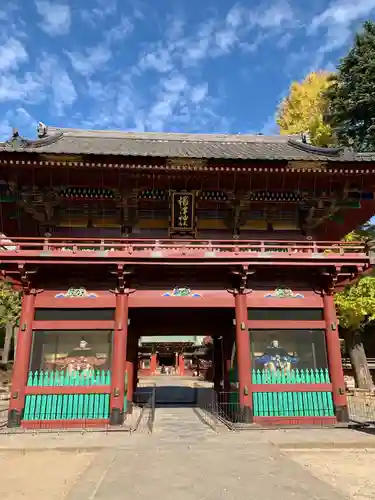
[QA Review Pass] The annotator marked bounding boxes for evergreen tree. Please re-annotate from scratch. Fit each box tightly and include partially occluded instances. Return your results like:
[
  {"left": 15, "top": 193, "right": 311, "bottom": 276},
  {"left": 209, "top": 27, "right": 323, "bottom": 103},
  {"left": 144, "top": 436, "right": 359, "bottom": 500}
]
[{"left": 325, "top": 21, "right": 375, "bottom": 151}]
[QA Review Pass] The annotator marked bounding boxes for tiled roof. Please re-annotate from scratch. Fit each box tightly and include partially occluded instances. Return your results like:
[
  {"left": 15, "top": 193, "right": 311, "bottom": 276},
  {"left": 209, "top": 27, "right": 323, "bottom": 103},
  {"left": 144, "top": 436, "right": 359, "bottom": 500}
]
[{"left": 1, "top": 126, "right": 374, "bottom": 162}]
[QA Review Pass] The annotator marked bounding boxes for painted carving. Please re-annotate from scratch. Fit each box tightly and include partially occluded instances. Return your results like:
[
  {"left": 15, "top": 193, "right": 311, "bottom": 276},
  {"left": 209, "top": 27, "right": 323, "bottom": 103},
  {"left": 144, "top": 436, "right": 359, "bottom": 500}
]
[
  {"left": 55, "top": 287, "right": 97, "bottom": 298},
  {"left": 162, "top": 287, "right": 201, "bottom": 297},
  {"left": 264, "top": 287, "right": 304, "bottom": 299},
  {"left": 255, "top": 339, "right": 299, "bottom": 375},
  {"left": 50, "top": 340, "right": 106, "bottom": 373}
]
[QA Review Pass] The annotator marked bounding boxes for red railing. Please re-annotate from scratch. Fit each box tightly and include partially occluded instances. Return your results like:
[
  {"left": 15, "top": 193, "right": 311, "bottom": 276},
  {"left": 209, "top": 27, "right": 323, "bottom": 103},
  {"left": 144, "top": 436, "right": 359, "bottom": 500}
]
[{"left": 0, "top": 237, "right": 369, "bottom": 263}]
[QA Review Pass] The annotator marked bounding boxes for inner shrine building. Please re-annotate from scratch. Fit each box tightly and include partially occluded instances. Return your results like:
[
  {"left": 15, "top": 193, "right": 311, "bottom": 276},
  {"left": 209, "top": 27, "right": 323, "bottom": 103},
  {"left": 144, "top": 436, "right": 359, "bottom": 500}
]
[{"left": 0, "top": 124, "right": 373, "bottom": 428}]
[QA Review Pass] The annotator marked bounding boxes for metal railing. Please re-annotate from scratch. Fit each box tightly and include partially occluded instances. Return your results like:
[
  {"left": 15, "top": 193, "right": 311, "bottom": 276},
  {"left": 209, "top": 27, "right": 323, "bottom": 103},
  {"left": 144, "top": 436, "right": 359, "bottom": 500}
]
[
  {"left": 194, "top": 386, "right": 254, "bottom": 430},
  {"left": 131, "top": 385, "right": 156, "bottom": 434},
  {"left": 194, "top": 385, "right": 222, "bottom": 431},
  {"left": 347, "top": 391, "right": 375, "bottom": 426},
  {"left": 0, "top": 237, "right": 369, "bottom": 262},
  {"left": 342, "top": 357, "right": 375, "bottom": 369}
]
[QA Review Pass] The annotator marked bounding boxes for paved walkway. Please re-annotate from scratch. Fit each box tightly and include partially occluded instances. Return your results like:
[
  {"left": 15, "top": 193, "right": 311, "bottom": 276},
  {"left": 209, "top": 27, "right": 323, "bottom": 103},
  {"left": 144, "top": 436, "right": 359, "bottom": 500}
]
[{"left": 2, "top": 376, "right": 375, "bottom": 499}]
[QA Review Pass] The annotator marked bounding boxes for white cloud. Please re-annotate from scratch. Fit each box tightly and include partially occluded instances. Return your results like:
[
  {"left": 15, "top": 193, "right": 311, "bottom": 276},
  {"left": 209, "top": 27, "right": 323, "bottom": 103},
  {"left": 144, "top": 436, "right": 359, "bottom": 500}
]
[
  {"left": 38, "top": 57, "right": 77, "bottom": 115},
  {"left": 67, "top": 45, "right": 112, "bottom": 76},
  {"left": 191, "top": 83, "right": 208, "bottom": 104},
  {"left": 139, "top": 45, "right": 174, "bottom": 73},
  {"left": 105, "top": 17, "right": 133, "bottom": 43},
  {"left": 0, "top": 38, "right": 28, "bottom": 72},
  {"left": 81, "top": 0, "right": 117, "bottom": 25},
  {"left": 277, "top": 32, "right": 293, "bottom": 49},
  {"left": 35, "top": 1, "right": 71, "bottom": 36},
  {"left": 309, "top": 0, "right": 375, "bottom": 55},
  {"left": 251, "top": 1, "right": 295, "bottom": 28},
  {"left": 0, "top": 107, "right": 36, "bottom": 141},
  {"left": 226, "top": 4, "right": 244, "bottom": 28},
  {"left": 0, "top": 73, "right": 44, "bottom": 103}
]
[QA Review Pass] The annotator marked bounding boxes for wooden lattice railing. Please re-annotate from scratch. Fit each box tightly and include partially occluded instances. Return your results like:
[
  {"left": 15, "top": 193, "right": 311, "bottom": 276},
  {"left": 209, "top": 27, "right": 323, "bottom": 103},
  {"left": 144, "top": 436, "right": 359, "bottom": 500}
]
[{"left": 0, "top": 237, "right": 369, "bottom": 260}]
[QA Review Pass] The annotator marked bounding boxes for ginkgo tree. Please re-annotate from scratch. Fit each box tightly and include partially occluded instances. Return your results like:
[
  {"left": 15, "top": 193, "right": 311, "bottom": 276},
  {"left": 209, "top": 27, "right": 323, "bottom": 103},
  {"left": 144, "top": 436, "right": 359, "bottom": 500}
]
[
  {"left": 276, "top": 71, "right": 334, "bottom": 147},
  {"left": 0, "top": 281, "right": 21, "bottom": 365},
  {"left": 0, "top": 281, "right": 21, "bottom": 328},
  {"left": 335, "top": 277, "right": 375, "bottom": 389}
]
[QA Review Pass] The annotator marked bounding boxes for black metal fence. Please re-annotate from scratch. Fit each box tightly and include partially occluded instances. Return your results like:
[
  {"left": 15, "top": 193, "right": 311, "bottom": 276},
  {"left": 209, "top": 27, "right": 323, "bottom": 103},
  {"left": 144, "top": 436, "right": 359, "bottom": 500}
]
[
  {"left": 195, "top": 385, "right": 250, "bottom": 430},
  {"left": 131, "top": 385, "right": 156, "bottom": 434},
  {"left": 347, "top": 391, "right": 375, "bottom": 427}
]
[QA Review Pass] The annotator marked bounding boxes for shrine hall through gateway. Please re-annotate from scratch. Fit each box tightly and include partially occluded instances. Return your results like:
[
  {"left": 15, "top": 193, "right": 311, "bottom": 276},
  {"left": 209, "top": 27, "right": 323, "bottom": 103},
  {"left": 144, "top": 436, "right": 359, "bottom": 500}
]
[{"left": 0, "top": 124, "right": 374, "bottom": 428}]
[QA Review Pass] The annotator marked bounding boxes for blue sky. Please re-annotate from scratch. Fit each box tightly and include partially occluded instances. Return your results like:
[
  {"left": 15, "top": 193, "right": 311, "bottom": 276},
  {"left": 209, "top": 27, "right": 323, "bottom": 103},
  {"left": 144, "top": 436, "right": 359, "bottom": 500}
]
[{"left": 1, "top": 0, "right": 375, "bottom": 141}]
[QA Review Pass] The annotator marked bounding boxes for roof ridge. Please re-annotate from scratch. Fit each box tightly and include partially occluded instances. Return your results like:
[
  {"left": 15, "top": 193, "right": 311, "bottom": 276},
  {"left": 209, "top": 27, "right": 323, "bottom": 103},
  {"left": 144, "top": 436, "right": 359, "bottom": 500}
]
[{"left": 46, "top": 126, "right": 292, "bottom": 143}]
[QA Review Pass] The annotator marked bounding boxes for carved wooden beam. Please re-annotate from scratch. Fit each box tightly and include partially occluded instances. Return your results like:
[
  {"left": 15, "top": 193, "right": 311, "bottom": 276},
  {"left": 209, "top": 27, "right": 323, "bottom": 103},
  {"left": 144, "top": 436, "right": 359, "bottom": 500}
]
[
  {"left": 17, "top": 264, "right": 41, "bottom": 295},
  {"left": 110, "top": 264, "right": 136, "bottom": 295},
  {"left": 228, "top": 265, "right": 255, "bottom": 295}
]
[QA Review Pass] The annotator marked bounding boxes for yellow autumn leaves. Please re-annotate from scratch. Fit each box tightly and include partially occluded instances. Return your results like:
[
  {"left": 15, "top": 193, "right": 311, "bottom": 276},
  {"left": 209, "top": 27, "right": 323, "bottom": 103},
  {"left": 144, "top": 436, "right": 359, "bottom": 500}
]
[{"left": 276, "top": 71, "right": 334, "bottom": 147}]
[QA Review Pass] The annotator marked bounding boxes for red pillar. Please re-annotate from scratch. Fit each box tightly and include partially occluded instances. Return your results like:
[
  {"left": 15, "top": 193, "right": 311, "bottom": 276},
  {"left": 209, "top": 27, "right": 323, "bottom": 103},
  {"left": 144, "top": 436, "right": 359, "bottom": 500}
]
[
  {"left": 109, "top": 293, "right": 129, "bottom": 425},
  {"left": 126, "top": 360, "right": 134, "bottom": 413},
  {"left": 323, "top": 293, "right": 349, "bottom": 422},
  {"left": 150, "top": 353, "right": 157, "bottom": 375},
  {"left": 213, "top": 338, "right": 222, "bottom": 391},
  {"left": 179, "top": 354, "right": 185, "bottom": 376},
  {"left": 133, "top": 343, "right": 139, "bottom": 396},
  {"left": 125, "top": 334, "right": 136, "bottom": 414},
  {"left": 8, "top": 293, "right": 36, "bottom": 427},
  {"left": 234, "top": 292, "right": 252, "bottom": 422},
  {"left": 223, "top": 334, "right": 232, "bottom": 392}
]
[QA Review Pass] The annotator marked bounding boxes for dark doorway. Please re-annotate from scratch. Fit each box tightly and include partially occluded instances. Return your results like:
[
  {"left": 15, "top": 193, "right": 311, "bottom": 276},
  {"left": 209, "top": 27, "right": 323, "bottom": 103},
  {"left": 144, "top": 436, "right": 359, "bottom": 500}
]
[
  {"left": 158, "top": 352, "right": 175, "bottom": 367},
  {"left": 131, "top": 307, "right": 233, "bottom": 406},
  {"left": 129, "top": 307, "right": 233, "bottom": 337}
]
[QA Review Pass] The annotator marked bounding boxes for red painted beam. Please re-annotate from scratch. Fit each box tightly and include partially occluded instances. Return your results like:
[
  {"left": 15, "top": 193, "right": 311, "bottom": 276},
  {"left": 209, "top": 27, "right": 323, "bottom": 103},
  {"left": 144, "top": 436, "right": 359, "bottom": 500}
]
[
  {"left": 248, "top": 320, "right": 326, "bottom": 329},
  {"left": 0, "top": 259, "right": 370, "bottom": 267},
  {"left": 252, "top": 383, "right": 332, "bottom": 392},
  {"left": 32, "top": 320, "right": 115, "bottom": 330},
  {"left": 35, "top": 295, "right": 116, "bottom": 308},
  {"left": 21, "top": 419, "right": 110, "bottom": 429},
  {"left": 25, "top": 385, "right": 110, "bottom": 395},
  {"left": 253, "top": 416, "right": 337, "bottom": 425}
]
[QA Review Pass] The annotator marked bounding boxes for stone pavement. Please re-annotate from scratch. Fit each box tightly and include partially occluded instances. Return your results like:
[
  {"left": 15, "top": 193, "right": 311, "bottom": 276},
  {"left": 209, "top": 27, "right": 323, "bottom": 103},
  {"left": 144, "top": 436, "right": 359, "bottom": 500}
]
[{"left": 2, "top": 376, "right": 375, "bottom": 499}]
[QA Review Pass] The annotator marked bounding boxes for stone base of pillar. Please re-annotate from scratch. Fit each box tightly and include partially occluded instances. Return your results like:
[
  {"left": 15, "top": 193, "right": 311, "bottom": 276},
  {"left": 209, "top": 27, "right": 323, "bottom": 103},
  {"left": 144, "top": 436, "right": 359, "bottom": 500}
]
[
  {"left": 240, "top": 406, "right": 253, "bottom": 423},
  {"left": 7, "top": 409, "right": 22, "bottom": 428},
  {"left": 126, "top": 400, "right": 133, "bottom": 414},
  {"left": 335, "top": 405, "right": 349, "bottom": 423},
  {"left": 109, "top": 408, "right": 124, "bottom": 426}
]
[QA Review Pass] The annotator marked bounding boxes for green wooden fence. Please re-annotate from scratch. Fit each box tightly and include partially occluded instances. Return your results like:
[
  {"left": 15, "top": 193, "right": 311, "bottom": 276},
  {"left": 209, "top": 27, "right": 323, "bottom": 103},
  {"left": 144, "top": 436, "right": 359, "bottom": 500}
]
[
  {"left": 26, "top": 370, "right": 112, "bottom": 387},
  {"left": 252, "top": 368, "right": 331, "bottom": 385},
  {"left": 23, "top": 370, "right": 127, "bottom": 421},
  {"left": 252, "top": 368, "right": 334, "bottom": 417}
]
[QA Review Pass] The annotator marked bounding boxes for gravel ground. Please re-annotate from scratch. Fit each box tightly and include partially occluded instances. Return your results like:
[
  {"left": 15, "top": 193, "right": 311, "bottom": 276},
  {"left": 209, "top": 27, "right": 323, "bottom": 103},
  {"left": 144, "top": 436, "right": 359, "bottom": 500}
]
[
  {"left": 287, "top": 450, "right": 375, "bottom": 500},
  {"left": 0, "top": 451, "right": 95, "bottom": 500}
]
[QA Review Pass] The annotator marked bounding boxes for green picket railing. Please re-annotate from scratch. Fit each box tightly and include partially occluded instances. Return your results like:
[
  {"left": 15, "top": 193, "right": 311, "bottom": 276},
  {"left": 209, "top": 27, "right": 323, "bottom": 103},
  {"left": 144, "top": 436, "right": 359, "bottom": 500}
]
[
  {"left": 252, "top": 368, "right": 334, "bottom": 417},
  {"left": 23, "top": 370, "right": 125, "bottom": 421},
  {"left": 253, "top": 390, "right": 334, "bottom": 417},
  {"left": 26, "top": 369, "right": 111, "bottom": 387},
  {"left": 252, "top": 368, "right": 331, "bottom": 385}
]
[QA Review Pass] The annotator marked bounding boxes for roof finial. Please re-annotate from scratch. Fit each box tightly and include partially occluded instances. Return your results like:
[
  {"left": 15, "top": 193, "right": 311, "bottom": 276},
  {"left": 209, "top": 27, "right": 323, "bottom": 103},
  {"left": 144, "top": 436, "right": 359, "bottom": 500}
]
[
  {"left": 37, "top": 122, "right": 48, "bottom": 138},
  {"left": 12, "top": 128, "right": 19, "bottom": 138}
]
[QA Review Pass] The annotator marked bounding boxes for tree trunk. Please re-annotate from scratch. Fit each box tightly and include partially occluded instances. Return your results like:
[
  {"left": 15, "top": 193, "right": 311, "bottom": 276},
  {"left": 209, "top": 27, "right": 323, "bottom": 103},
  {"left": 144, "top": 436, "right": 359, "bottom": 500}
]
[
  {"left": 0, "top": 323, "right": 13, "bottom": 365},
  {"left": 344, "top": 329, "right": 374, "bottom": 389}
]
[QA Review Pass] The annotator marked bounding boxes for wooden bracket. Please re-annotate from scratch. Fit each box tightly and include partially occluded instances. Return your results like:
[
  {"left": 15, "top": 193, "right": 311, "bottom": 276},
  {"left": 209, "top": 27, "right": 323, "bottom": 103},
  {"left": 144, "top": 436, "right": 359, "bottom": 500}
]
[
  {"left": 17, "top": 264, "right": 39, "bottom": 294},
  {"left": 228, "top": 265, "right": 255, "bottom": 295},
  {"left": 110, "top": 264, "right": 136, "bottom": 295}
]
